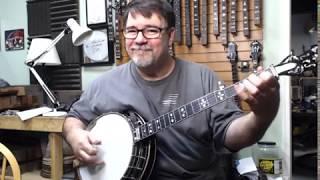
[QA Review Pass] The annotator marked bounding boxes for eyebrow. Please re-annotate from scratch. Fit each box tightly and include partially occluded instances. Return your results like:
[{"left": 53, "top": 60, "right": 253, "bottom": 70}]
[{"left": 125, "top": 25, "right": 162, "bottom": 29}]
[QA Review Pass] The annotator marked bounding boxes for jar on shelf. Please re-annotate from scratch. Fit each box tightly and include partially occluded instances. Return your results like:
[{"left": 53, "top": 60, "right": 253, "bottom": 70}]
[{"left": 253, "top": 141, "right": 282, "bottom": 175}]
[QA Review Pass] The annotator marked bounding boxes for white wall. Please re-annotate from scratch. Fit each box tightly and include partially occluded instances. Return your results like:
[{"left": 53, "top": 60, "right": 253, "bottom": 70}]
[
  {"left": 0, "top": 0, "right": 29, "bottom": 85},
  {"left": 237, "top": 0, "right": 292, "bottom": 179}
]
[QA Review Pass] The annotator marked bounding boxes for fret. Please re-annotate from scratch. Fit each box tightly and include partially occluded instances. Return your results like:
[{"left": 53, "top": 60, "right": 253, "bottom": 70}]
[
  {"left": 147, "top": 122, "right": 154, "bottom": 134},
  {"left": 206, "top": 93, "right": 215, "bottom": 106},
  {"left": 185, "top": 0, "right": 192, "bottom": 47},
  {"left": 199, "top": 97, "right": 209, "bottom": 109},
  {"left": 159, "top": 115, "right": 166, "bottom": 128},
  {"left": 164, "top": 114, "right": 171, "bottom": 127},
  {"left": 173, "top": 0, "right": 182, "bottom": 44},
  {"left": 174, "top": 109, "right": 182, "bottom": 122},
  {"left": 107, "top": 0, "right": 114, "bottom": 41},
  {"left": 168, "top": 112, "right": 176, "bottom": 124},
  {"left": 140, "top": 124, "right": 148, "bottom": 138},
  {"left": 224, "top": 85, "right": 237, "bottom": 98},
  {"left": 179, "top": 106, "right": 188, "bottom": 119},
  {"left": 214, "top": 89, "right": 226, "bottom": 103},
  {"left": 254, "top": 0, "right": 261, "bottom": 25},
  {"left": 159, "top": 116, "right": 166, "bottom": 129},
  {"left": 186, "top": 103, "right": 194, "bottom": 116},
  {"left": 200, "top": 0, "right": 208, "bottom": 45},
  {"left": 230, "top": 0, "right": 237, "bottom": 33},
  {"left": 193, "top": 0, "right": 200, "bottom": 37},
  {"left": 213, "top": 0, "right": 219, "bottom": 36},
  {"left": 243, "top": 0, "right": 250, "bottom": 37},
  {"left": 221, "top": 0, "right": 228, "bottom": 45},
  {"left": 155, "top": 118, "right": 162, "bottom": 131},
  {"left": 191, "top": 100, "right": 201, "bottom": 113}
]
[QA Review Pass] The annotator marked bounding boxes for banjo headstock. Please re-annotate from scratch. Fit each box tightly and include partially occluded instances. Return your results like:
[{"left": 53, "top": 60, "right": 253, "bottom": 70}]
[{"left": 274, "top": 44, "right": 318, "bottom": 76}]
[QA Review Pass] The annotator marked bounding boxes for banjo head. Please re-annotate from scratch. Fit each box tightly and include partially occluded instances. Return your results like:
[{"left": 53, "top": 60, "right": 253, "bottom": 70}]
[
  {"left": 79, "top": 113, "right": 134, "bottom": 180},
  {"left": 78, "top": 112, "right": 156, "bottom": 180}
]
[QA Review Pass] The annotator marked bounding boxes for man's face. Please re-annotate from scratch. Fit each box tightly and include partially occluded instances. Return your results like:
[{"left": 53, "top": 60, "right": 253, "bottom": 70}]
[{"left": 124, "top": 12, "right": 174, "bottom": 68}]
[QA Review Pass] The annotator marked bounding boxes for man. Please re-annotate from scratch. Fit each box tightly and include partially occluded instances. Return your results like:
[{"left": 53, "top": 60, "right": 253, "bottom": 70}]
[{"left": 63, "top": 0, "right": 280, "bottom": 179}]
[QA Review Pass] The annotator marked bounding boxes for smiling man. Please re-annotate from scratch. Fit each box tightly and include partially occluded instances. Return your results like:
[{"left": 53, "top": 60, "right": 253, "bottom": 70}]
[{"left": 63, "top": 0, "right": 280, "bottom": 179}]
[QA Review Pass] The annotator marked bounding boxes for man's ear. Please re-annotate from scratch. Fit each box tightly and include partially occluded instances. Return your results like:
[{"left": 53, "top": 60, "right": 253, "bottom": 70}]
[{"left": 168, "top": 28, "right": 176, "bottom": 46}]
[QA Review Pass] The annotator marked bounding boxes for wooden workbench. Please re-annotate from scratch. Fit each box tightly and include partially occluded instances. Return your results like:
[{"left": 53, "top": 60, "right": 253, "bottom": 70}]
[{"left": 0, "top": 115, "right": 65, "bottom": 180}]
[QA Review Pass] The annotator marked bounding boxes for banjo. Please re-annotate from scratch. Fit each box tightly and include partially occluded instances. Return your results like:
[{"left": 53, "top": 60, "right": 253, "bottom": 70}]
[{"left": 78, "top": 45, "right": 318, "bottom": 180}]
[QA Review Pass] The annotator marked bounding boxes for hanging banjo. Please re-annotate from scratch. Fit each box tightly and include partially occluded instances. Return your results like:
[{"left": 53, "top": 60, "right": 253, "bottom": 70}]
[{"left": 78, "top": 45, "right": 318, "bottom": 180}]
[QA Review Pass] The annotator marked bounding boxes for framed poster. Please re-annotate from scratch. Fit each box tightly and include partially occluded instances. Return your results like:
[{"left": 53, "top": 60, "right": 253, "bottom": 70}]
[
  {"left": 86, "top": 0, "right": 107, "bottom": 28},
  {"left": 83, "top": 29, "right": 114, "bottom": 65},
  {"left": 4, "top": 29, "right": 24, "bottom": 51}
]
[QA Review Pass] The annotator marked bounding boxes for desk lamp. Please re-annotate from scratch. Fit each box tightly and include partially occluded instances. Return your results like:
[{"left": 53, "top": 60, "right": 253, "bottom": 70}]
[{"left": 25, "top": 18, "right": 92, "bottom": 117}]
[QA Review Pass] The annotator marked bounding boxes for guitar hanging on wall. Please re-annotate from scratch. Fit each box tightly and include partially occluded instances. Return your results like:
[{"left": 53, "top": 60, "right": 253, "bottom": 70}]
[
  {"left": 250, "top": 40, "right": 263, "bottom": 72},
  {"left": 227, "top": 42, "right": 241, "bottom": 108},
  {"left": 78, "top": 45, "right": 318, "bottom": 180}
]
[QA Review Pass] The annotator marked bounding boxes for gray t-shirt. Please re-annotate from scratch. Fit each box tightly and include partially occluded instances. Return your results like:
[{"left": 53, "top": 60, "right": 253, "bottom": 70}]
[{"left": 68, "top": 59, "right": 243, "bottom": 179}]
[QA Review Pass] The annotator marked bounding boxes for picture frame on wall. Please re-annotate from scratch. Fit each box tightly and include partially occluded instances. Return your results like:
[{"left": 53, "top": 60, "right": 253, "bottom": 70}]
[
  {"left": 82, "top": 29, "right": 114, "bottom": 66},
  {"left": 86, "top": 0, "right": 108, "bottom": 29},
  {"left": 4, "top": 29, "right": 24, "bottom": 51}
]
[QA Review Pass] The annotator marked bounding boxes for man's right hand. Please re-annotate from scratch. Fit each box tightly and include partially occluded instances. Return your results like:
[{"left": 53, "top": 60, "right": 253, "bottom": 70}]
[
  {"left": 63, "top": 117, "right": 103, "bottom": 165},
  {"left": 70, "top": 128, "right": 103, "bottom": 165}
]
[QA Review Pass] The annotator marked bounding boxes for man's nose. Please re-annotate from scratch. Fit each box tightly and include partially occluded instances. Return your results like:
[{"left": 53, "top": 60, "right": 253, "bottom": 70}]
[{"left": 134, "top": 31, "right": 147, "bottom": 43}]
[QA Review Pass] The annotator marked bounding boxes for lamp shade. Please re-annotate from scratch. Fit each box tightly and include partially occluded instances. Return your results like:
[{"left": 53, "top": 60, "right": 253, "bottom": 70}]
[
  {"left": 67, "top": 18, "right": 92, "bottom": 46},
  {"left": 26, "top": 38, "right": 61, "bottom": 66}
]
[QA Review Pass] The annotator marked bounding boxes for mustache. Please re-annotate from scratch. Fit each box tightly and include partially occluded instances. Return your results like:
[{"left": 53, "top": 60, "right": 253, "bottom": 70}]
[{"left": 130, "top": 46, "right": 152, "bottom": 51}]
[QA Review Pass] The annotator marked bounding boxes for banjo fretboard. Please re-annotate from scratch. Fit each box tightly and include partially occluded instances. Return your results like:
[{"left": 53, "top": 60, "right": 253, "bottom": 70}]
[{"left": 136, "top": 84, "right": 237, "bottom": 141}]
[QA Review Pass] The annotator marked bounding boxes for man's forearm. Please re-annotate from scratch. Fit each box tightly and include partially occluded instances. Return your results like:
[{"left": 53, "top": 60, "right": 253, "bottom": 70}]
[
  {"left": 224, "top": 112, "right": 272, "bottom": 151},
  {"left": 63, "top": 117, "right": 86, "bottom": 143}
]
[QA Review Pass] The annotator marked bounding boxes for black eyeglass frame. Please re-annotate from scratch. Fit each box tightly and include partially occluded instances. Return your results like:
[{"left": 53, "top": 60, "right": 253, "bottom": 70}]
[{"left": 123, "top": 26, "right": 169, "bottom": 39}]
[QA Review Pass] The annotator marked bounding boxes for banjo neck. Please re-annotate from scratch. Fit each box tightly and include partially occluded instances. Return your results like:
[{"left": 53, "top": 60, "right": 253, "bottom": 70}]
[
  {"left": 133, "top": 64, "right": 292, "bottom": 142},
  {"left": 133, "top": 44, "right": 318, "bottom": 142}
]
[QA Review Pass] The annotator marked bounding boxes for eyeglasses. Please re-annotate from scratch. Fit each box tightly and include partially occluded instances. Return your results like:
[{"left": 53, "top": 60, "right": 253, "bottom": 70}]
[{"left": 123, "top": 26, "right": 168, "bottom": 39}]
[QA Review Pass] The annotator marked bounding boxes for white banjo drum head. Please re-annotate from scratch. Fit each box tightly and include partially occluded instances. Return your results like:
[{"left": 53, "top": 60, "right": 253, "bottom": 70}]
[{"left": 79, "top": 113, "right": 134, "bottom": 180}]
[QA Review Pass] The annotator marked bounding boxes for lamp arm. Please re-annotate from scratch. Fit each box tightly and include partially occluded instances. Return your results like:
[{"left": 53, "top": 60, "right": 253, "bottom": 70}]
[{"left": 29, "top": 67, "right": 61, "bottom": 108}]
